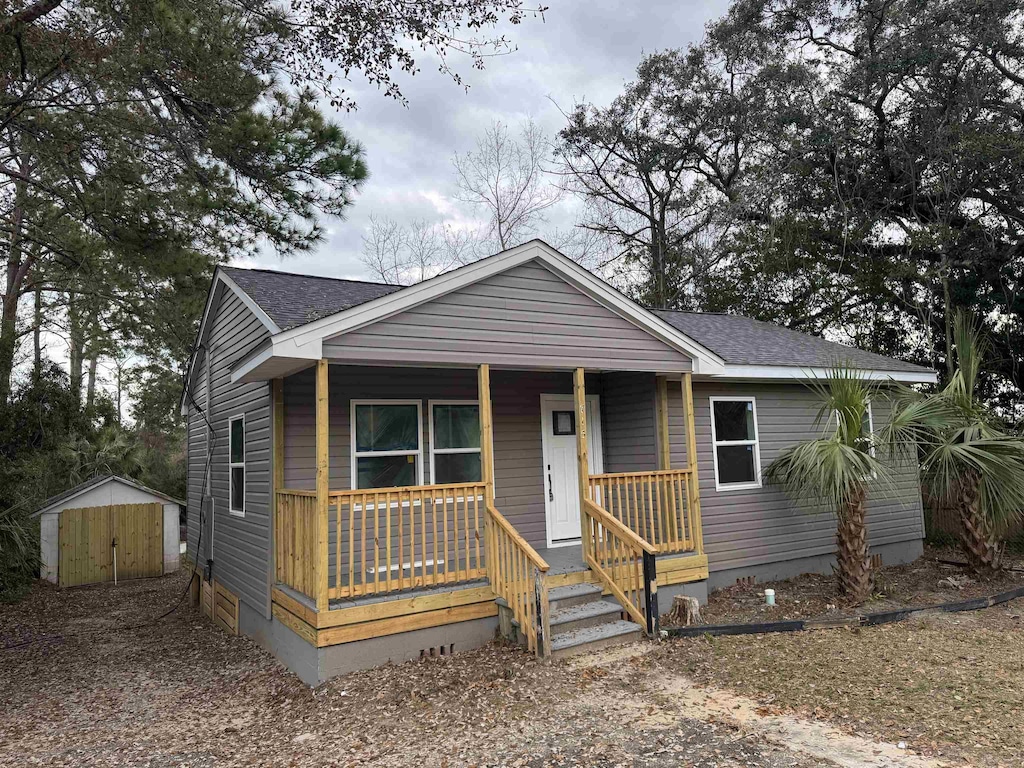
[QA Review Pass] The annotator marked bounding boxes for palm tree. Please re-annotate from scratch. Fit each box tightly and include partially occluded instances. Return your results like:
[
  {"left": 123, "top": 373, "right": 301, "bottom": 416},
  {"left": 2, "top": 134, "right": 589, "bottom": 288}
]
[
  {"left": 765, "top": 366, "right": 887, "bottom": 603},
  {"left": 883, "top": 312, "right": 1024, "bottom": 574}
]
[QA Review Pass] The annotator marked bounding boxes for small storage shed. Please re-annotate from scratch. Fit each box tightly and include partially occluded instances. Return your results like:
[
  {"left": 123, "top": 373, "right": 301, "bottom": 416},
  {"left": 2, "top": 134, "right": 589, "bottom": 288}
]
[{"left": 32, "top": 475, "right": 183, "bottom": 586}]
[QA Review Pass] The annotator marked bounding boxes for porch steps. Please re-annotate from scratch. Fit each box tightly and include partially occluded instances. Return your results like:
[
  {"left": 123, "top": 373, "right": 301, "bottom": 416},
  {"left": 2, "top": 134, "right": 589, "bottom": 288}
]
[{"left": 547, "top": 583, "right": 642, "bottom": 659}]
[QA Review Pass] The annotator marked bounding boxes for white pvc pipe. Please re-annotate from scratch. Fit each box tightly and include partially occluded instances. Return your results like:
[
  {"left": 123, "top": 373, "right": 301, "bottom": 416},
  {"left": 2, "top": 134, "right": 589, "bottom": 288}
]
[{"left": 113, "top": 542, "right": 118, "bottom": 586}]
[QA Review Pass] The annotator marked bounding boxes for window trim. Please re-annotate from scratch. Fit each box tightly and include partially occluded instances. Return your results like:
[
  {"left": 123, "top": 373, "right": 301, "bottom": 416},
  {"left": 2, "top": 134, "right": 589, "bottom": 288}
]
[
  {"left": 827, "top": 400, "right": 876, "bottom": 457},
  {"left": 862, "top": 400, "right": 875, "bottom": 458},
  {"left": 350, "top": 399, "right": 424, "bottom": 490},
  {"left": 709, "top": 396, "right": 762, "bottom": 492},
  {"left": 428, "top": 399, "right": 484, "bottom": 486},
  {"left": 228, "top": 413, "right": 246, "bottom": 516}
]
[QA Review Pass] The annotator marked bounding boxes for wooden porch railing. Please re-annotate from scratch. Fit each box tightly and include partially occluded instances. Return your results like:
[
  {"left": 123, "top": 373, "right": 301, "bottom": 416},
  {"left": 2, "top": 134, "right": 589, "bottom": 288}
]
[
  {"left": 328, "top": 482, "right": 488, "bottom": 599},
  {"left": 275, "top": 483, "right": 489, "bottom": 602},
  {"left": 485, "top": 503, "right": 551, "bottom": 656},
  {"left": 588, "top": 468, "right": 698, "bottom": 554},
  {"left": 582, "top": 497, "right": 659, "bottom": 635},
  {"left": 275, "top": 489, "right": 318, "bottom": 600}
]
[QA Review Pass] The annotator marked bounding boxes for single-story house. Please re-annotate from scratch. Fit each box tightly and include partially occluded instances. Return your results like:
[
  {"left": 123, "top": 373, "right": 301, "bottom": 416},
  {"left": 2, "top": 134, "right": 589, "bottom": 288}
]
[
  {"left": 181, "top": 239, "right": 936, "bottom": 685},
  {"left": 33, "top": 475, "right": 183, "bottom": 586}
]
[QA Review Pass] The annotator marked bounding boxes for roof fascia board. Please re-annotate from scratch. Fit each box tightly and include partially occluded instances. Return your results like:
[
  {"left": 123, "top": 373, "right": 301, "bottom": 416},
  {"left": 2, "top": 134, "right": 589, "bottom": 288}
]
[
  {"left": 219, "top": 270, "right": 282, "bottom": 335},
  {"left": 267, "top": 241, "right": 726, "bottom": 373},
  {"left": 703, "top": 364, "right": 938, "bottom": 384},
  {"left": 179, "top": 269, "right": 282, "bottom": 413}
]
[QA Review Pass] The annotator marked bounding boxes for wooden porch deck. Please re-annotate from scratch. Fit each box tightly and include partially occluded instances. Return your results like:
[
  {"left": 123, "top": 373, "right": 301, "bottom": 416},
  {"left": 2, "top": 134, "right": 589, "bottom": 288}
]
[{"left": 270, "top": 363, "right": 708, "bottom": 655}]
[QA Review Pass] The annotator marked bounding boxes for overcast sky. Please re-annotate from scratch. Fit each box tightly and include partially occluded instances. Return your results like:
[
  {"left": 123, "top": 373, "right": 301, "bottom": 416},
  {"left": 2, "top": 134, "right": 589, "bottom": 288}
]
[{"left": 241, "top": 0, "right": 730, "bottom": 280}]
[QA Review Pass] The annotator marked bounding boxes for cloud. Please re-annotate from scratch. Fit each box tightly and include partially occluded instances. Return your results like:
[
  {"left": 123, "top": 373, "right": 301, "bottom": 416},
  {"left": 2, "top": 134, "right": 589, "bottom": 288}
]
[{"left": 250, "top": 0, "right": 730, "bottom": 279}]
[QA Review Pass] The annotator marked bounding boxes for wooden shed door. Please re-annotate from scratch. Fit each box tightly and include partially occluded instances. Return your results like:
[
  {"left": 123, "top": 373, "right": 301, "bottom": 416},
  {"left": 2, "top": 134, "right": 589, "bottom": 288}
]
[{"left": 58, "top": 503, "right": 163, "bottom": 587}]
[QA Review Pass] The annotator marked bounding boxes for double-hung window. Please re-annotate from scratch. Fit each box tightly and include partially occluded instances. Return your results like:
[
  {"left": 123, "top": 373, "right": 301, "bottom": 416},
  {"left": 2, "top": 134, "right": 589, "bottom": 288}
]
[
  {"left": 429, "top": 401, "right": 482, "bottom": 485},
  {"left": 710, "top": 397, "right": 761, "bottom": 491},
  {"left": 352, "top": 401, "right": 423, "bottom": 489},
  {"left": 229, "top": 415, "right": 245, "bottom": 515}
]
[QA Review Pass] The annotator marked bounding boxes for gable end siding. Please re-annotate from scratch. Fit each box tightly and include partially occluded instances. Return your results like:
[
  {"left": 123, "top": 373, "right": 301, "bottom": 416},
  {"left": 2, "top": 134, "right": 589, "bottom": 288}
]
[{"left": 322, "top": 260, "right": 693, "bottom": 372}]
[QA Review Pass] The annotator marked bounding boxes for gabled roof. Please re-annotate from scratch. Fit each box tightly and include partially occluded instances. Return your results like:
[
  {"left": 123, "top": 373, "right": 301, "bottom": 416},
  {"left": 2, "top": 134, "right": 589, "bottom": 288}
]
[
  {"left": 182, "top": 240, "right": 936, "bottom": 393},
  {"left": 31, "top": 475, "right": 184, "bottom": 518},
  {"left": 221, "top": 267, "right": 401, "bottom": 331},
  {"left": 228, "top": 240, "right": 729, "bottom": 380},
  {"left": 654, "top": 311, "right": 931, "bottom": 375}
]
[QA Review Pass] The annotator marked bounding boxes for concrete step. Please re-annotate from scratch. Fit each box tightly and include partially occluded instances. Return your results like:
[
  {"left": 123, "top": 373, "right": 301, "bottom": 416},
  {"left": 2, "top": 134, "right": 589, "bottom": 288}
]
[
  {"left": 550, "top": 598, "right": 623, "bottom": 635},
  {"left": 550, "top": 619, "right": 643, "bottom": 659},
  {"left": 548, "top": 582, "right": 604, "bottom": 612}
]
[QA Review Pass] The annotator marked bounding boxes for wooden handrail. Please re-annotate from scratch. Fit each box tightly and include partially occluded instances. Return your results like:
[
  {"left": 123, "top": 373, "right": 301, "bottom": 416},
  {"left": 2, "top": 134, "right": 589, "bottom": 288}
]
[
  {"left": 485, "top": 503, "right": 551, "bottom": 657},
  {"left": 486, "top": 503, "right": 550, "bottom": 573},
  {"left": 582, "top": 497, "right": 659, "bottom": 635},
  {"left": 592, "top": 468, "right": 692, "bottom": 480},
  {"left": 583, "top": 498, "right": 657, "bottom": 555}
]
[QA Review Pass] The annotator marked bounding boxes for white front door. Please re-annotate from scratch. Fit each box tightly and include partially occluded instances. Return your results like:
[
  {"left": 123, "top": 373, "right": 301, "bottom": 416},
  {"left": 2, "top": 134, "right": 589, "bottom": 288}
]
[{"left": 541, "top": 394, "right": 604, "bottom": 547}]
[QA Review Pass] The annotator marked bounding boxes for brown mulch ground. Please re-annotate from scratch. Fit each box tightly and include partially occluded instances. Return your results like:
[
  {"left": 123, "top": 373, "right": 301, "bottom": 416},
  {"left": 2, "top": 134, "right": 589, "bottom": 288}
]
[
  {"left": 0, "top": 571, "right": 829, "bottom": 768},
  {"left": 2, "top": 560, "right": 1021, "bottom": 766},
  {"left": 669, "top": 546, "right": 1024, "bottom": 626}
]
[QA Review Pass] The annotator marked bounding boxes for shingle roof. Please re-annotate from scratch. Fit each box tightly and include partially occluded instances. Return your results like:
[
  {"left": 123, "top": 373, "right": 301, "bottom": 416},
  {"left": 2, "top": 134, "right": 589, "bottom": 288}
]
[
  {"left": 31, "top": 475, "right": 184, "bottom": 517},
  {"left": 221, "top": 266, "right": 402, "bottom": 331},
  {"left": 653, "top": 310, "right": 930, "bottom": 373},
  {"left": 220, "top": 266, "right": 930, "bottom": 374}
]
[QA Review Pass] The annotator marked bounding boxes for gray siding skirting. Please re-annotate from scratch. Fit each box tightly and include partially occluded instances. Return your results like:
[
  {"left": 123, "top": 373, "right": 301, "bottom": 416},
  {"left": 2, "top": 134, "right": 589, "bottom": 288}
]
[
  {"left": 185, "top": 286, "right": 273, "bottom": 615},
  {"left": 322, "top": 260, "right": 694, "bottom": 372}
]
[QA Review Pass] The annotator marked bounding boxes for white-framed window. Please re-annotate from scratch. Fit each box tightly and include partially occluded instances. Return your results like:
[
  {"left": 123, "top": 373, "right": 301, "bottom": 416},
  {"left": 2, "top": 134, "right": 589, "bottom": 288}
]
[
  {"left": 350, "top": 400, "right": 424, "bottom": 489},
  {"left": 828, "top": 401, "right": 875, "bottom": 457},
  {"left": 710, "top": 396, "right": 761, "bottom": 491},
  {"left": 429, "top": 400, "right": 482, "bottom": 485},
  {"left": 229, "top": 414, "right": 246, "bottom": 515},
  {"left": 860, "top": 401, "right": 875, "bottom": 457}
]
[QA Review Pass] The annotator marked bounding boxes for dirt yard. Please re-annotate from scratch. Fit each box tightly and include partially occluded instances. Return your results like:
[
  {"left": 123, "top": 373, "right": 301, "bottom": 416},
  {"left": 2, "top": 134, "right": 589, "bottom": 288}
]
[
  {"left": 671, "top": 546, "right": 1024, "bottom": 626},
  {"left": 0, "top": 570, "right": 1019, "bottom": 767}
]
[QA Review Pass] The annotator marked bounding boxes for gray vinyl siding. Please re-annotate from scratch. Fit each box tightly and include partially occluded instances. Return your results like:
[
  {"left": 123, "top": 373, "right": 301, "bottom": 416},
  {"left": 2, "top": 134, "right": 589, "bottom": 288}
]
[
  {"left": 601, "top": 372, "right": 658, "bottom": 473},
  {"left": 322, "top": 260, "right": 693, "bottom": 372},
  {"left": 186, "top": 286, "right": 273, "bottom": 614},
  {"left": 666, "top": 381, "right": 925, "bottom": 574},
  {"left": 282, "top": 366, "right": 602, "bottom": 551}
]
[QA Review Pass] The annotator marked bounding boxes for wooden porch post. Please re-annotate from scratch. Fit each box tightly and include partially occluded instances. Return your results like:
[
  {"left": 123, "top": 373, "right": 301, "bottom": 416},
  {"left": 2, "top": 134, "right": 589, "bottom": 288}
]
[
  {"left": 315, "top": 359, "right": 330, "bottom": 611},
  {"left": 655, "top": 376, "right": 671, "bottom": 470},
  {"left": 478, "top": 364, "right": 494, "bottom": 507},
  {"left": 272, "top": 378, "right": 284, "bottom": 587},
  {"left": 681, "top": 372, "right": 703, "bottom": 555},
  {"left": 573, "top": 368, "right": 590, "bottom": 549}
]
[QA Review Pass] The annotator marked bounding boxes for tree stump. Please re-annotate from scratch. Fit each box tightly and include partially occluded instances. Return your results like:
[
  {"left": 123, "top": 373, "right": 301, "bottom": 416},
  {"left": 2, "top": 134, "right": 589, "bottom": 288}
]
[{"left": 667, "top": 595, "right": 701, "bottom": 626}]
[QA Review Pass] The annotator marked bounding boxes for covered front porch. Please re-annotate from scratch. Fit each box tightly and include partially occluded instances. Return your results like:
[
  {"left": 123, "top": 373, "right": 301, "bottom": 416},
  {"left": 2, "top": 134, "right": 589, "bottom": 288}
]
[{"left": 270, "top": 361, "right": 708, "bottom": 657}]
